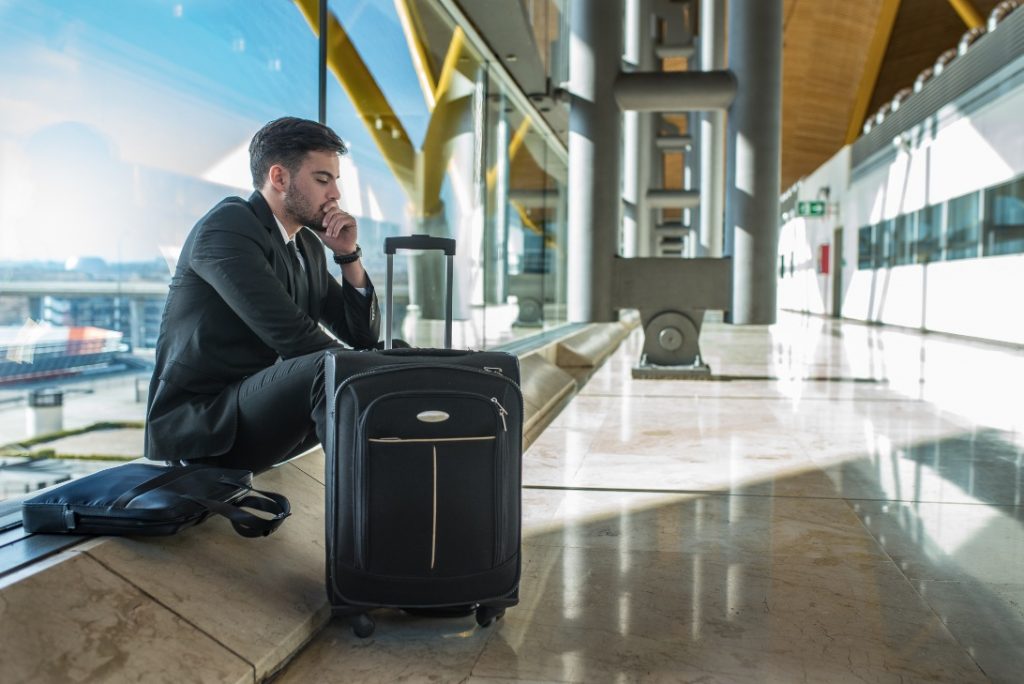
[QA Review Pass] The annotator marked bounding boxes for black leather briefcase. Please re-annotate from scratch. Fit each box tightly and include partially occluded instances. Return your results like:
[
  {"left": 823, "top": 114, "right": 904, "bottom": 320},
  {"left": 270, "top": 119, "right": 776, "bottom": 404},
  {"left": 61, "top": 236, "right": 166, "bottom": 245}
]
[{"left": 21, "top": 462, "right": 290, "bottom": 537}]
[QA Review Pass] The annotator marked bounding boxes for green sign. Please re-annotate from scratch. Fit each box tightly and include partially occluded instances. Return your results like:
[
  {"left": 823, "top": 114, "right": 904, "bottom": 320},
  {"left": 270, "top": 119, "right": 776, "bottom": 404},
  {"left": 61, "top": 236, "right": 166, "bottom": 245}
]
[{"left": 797, "top": 200, "right": 827, "bottom": 217}]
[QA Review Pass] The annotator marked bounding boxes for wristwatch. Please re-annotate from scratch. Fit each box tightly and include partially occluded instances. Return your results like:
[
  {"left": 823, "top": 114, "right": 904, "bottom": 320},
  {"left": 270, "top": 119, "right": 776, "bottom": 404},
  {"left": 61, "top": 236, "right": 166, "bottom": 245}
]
[{"left": 333, "top": 245, "right": 361, "bottom": 265}]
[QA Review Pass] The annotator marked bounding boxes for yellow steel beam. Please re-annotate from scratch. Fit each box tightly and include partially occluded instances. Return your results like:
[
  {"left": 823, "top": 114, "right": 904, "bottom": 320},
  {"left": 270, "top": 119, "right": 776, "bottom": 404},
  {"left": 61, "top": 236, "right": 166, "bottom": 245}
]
[
  {"left": 948, "top": 0, "right": 985, "bottom": 28},
  {"left": 845, "top": 0, "right": 902, "bottom": 145},
  {"left": 395, "top": 0, "right": 438, "bottom": 109},
  {"left": 294, "top": 0, "right": 417, "bottom": 196},
  {"left": 486, "top": 117, "right": 533, "bottom": 191},
  {"left": 510, "top": 200, "right": 557, "bottom": 248},
  {"left": 417, "top": 27, "right": 473, "bottom": 216}
]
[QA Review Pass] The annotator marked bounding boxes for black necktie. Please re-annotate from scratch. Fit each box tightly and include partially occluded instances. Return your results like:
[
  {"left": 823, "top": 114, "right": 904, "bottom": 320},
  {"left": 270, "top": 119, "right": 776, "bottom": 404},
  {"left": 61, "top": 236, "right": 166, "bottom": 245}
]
[{"left": 287, "top": 241, "right": 309, "bottom": 312}]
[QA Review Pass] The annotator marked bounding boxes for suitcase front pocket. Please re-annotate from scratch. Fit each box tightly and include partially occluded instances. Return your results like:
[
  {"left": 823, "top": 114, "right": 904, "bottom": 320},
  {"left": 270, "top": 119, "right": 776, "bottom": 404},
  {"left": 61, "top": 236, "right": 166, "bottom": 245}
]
[{"left": 365, "top": 436, "right": 498, "bottom": 577}]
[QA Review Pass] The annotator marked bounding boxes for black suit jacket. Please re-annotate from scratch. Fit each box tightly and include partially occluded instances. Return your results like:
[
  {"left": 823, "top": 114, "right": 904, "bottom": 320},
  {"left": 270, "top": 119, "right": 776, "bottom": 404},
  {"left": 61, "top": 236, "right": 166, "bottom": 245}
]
[{"left": 145, "top": 191, "right": 380, "bottom": 461}]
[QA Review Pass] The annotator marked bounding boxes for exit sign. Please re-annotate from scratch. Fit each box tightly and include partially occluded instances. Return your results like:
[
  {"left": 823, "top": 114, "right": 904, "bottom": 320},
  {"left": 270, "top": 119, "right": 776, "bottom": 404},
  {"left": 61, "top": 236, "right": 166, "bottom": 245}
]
[{"left": 797, "top": 200, "right": 827, "bottom": 217}]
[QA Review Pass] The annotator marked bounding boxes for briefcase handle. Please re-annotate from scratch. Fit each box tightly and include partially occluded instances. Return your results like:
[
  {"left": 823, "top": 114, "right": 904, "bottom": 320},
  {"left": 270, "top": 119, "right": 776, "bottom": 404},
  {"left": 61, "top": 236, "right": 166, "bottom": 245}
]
[{"left": 184, "top": 483, "right": 291, "bottom": 538}]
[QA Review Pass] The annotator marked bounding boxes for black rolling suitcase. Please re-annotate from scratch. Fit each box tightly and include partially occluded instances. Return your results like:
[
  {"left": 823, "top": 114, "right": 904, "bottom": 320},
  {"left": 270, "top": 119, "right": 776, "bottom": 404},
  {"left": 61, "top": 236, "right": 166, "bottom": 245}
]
[{"left": 323, "top": 235, "right": 523, "bottom": 638}]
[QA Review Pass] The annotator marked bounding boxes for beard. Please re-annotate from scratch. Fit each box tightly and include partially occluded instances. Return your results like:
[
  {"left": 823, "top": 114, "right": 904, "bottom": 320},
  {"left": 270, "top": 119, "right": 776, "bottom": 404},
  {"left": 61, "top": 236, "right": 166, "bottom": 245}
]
[{"left": 283, "top": 181, "right": 325, "bottom": 231}]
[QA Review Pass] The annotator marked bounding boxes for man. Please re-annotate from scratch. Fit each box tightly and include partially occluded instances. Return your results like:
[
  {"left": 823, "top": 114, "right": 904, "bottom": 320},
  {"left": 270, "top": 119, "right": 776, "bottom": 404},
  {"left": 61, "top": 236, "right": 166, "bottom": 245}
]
[{"left": 145, "top": 117, "right": 380, "bottom": 472}]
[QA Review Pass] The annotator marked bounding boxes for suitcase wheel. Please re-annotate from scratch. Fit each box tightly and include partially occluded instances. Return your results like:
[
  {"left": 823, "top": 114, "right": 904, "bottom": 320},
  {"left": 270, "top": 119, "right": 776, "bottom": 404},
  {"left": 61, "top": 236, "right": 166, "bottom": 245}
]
[
  {"left": 475, "top": 605, "right": 505, "bottom": 628},
  {"left": 350, "top": 613, "right": 375, "bottom": 639}
]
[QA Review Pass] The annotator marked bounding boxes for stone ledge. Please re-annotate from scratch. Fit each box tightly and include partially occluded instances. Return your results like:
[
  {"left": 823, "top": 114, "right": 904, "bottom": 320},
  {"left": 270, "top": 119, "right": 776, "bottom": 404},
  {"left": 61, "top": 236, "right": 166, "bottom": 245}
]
[
  {"left": 0, "top": 323, "right": 634, "bottom": 683},
  {"left": 0, "top": 460, "right": 322, "bottom": 684}
]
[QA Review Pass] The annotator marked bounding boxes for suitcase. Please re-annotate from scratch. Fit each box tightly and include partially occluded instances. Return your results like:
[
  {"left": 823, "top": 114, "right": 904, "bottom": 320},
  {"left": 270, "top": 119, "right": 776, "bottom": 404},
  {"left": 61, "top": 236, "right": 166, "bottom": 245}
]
[{"left": 323, "top": 235, "right": 523, "bottom": 638}]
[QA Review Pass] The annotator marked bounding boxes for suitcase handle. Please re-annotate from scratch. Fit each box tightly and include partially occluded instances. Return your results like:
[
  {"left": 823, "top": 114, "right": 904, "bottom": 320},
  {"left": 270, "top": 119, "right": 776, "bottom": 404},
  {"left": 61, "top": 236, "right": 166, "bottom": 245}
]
[
  {"left": 374, "top": 347, "right": 470, "bottom": 357},
  {"left": 385, "top": 235, "right": 455, "bottom": 350},
  {"left": 384, "top": 234, "right": 456, "bottom": 255}
]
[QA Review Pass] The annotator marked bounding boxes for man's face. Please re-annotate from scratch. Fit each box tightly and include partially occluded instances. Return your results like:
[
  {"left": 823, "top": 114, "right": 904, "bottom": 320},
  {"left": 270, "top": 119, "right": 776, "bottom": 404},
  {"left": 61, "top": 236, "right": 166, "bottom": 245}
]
[{"left": 282, "top": 150, "right": 341, "bottom": 230}]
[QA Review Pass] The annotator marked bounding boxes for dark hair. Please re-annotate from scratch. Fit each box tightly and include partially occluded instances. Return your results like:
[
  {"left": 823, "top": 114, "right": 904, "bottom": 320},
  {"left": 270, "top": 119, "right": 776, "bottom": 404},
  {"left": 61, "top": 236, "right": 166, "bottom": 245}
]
[{"left": 248, "top": 117, "right": 347, "bottom": 189}]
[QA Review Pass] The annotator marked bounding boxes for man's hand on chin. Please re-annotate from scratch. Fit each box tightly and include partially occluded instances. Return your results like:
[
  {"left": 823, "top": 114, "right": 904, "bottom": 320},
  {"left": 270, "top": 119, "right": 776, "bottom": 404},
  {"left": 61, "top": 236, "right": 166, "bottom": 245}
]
[{"left": 317, "top": 202, "right": 359, "bottom": 256}]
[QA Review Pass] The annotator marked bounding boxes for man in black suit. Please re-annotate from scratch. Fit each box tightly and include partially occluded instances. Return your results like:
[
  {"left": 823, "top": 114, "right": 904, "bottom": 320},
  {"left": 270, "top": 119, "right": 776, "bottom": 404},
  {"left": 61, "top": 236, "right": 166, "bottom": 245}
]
[{"left": 145, "top": 117, "right": 380, "bottom": 471}]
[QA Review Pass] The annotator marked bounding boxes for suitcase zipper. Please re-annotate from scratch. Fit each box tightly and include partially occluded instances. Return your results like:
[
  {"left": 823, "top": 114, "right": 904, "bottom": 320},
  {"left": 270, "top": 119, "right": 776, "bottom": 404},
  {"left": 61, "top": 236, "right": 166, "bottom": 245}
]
[
  {"left": 431, "top": 445, "right": 438, "bottom": 570},
  {"left": 368, "top": 436, "right": 495, "bottom": 443},
  {"left": 491, "top": 397, "right": 508, "bottom": 431}
]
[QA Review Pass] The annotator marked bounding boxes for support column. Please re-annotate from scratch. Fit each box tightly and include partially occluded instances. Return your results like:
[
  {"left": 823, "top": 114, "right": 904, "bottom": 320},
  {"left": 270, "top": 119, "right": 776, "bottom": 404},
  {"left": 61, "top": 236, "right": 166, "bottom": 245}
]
[
  {"left": 568, "top": 0, "right": 623, "bottom": 322},
  {"left": 623, "top": 0, "right": 655, "bottom": 258},
  {"left": 699, "top": 0, "right": 726, "bottom": 258},
  {"left": 724, "top": 0, "right": 782, "bottom": 324},
  {"left": 484, "top": 105, "right": 509, "bottom": 304}
]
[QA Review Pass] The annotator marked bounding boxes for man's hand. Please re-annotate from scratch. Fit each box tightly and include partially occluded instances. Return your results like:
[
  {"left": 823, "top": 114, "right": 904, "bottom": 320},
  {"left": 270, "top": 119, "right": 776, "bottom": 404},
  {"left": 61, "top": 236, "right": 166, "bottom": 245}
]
[
  {"left": 318, "top": 202, "right": 358, "bottom": 255},
  {"left": 316, "top": 201, "right": 368, "bottom": 289}
]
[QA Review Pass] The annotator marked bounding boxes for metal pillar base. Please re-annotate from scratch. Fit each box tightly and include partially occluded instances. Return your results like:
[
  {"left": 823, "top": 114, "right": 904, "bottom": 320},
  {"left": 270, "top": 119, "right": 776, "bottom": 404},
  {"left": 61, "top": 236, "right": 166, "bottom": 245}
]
[
  {"left": 632, "top": 308, "right": 713, "bottom": 379},
  {"left": 633, "top": 356, "right": 712, "bottom": 379}
]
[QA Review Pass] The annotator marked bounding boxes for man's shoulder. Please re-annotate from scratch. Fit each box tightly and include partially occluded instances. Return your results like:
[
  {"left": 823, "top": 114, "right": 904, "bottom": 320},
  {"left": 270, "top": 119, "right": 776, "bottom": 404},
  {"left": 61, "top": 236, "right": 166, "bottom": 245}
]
[
  {"left": 201, "top": 195, "right": 260, "bottom": 226},
  {"left": 193, "top": 194, "right": 273, "bottom": 240}
]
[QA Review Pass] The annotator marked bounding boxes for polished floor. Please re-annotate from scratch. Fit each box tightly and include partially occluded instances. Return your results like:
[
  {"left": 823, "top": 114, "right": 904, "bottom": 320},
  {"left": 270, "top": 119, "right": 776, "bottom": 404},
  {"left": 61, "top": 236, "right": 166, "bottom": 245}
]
[{"left": 276, "top": 312, "right": 1024, "bottom": 683}]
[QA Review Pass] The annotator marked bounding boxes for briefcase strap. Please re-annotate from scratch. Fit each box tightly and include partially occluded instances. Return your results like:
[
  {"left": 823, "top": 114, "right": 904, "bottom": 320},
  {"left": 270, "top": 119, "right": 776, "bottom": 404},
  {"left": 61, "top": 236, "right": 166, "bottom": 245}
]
[
  {"left": 183, "top": 486, "right": 291, "bottom": 538},
  {"left": 112, "top": 466, "right": 195, "bottom": 508}
]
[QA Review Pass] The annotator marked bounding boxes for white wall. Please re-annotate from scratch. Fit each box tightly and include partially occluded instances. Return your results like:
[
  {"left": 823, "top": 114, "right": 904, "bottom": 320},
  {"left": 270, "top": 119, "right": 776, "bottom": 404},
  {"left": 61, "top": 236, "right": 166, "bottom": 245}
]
[{"left": 779, "top": 66, "right": 1024, "bottom": 345}]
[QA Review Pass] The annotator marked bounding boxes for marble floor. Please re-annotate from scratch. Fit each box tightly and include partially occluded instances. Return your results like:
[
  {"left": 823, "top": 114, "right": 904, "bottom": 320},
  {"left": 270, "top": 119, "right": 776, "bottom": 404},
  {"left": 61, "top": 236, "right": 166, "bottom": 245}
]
[{"left": 275, "top": 312, "right": 1024, "bottom": 683}]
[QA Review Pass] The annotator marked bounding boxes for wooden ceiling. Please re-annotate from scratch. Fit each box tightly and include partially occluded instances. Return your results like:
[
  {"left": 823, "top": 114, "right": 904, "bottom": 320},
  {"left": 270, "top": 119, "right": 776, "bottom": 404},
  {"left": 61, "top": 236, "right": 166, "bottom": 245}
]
[{"left": 781, "top": 0, "right": 1002, "bottom": 188}]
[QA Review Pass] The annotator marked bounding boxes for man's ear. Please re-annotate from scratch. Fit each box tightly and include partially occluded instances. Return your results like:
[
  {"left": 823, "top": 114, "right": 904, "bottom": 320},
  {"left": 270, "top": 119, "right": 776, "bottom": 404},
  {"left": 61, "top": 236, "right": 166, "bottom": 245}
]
[{"left": 267, "top": 164, "right": 289, "bottom": 194}]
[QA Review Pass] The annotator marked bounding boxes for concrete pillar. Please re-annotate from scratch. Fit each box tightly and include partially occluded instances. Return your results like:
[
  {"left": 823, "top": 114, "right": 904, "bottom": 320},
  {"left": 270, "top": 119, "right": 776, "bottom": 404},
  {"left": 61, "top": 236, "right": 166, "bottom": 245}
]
[
  {"left": 699, "top": 0, "right": 726, "bottom": 258},
  {"left": 623, "top": 0, "right": 656, "bottom": 259},
  {"left": 485, "top": 107, "right": 510, "bottom": 304},
  {"left": 724, "top": 0, "right": 782, "bottom": 324},
  {"left": 568, "top": 0, "right": 623, "bottom": 322}
]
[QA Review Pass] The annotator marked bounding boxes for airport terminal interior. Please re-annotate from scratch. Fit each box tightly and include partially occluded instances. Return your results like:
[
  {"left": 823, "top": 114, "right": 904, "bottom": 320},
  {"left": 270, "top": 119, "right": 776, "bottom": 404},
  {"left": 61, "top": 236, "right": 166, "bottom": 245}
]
[{"left": 1, "top": 0, "right": 1023, "bottom": 682}]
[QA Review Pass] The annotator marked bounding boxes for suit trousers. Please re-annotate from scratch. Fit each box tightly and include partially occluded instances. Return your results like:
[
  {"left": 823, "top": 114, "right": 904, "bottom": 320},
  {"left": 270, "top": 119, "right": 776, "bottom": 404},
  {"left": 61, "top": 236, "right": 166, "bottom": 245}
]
[
  {"left": 207, "top": 350, "right": 334, "bottom": 473},
  {"left": 208, "top": 340, "right": 407, "bottom": 473}
]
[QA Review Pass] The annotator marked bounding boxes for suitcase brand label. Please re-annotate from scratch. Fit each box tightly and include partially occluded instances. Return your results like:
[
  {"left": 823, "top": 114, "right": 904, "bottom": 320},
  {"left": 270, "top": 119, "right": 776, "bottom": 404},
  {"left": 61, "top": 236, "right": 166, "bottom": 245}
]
[{"left": 417, "top": 410, "right": 450, "bottom": 423}]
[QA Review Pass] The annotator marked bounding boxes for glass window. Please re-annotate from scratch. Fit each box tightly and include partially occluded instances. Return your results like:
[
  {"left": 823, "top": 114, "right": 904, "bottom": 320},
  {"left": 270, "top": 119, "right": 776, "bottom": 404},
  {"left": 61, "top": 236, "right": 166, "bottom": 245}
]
[
  {"left": 0, "top": 1, "right": 319, "bottom": 499},
  {"left": 322, "top": 0, "right": 568, "bottom": 349},
  {"left": 946, "top": 191, "right": 980, "bottom": 260},
  {"left": 915, "top": 204, "right": 943, "bottom": 263},
  {"left": 873, "top": 220, "right": 893, "bottom": 269},
  {"left": 892, "top": 213, "right": 916, "bottom": 266},
  {"left": 858, "top": 226, "right": 873, "bottom": 269},
  {"left": 983, "top": 176, "right": 1024, "bottom": 256}
]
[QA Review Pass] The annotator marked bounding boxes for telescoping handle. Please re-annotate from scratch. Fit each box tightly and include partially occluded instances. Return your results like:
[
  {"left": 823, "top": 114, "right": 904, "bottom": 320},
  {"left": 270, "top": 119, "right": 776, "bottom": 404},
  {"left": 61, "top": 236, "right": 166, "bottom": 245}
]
[{"left": 384, "top": 234, "right": 456, "bottom": 350}]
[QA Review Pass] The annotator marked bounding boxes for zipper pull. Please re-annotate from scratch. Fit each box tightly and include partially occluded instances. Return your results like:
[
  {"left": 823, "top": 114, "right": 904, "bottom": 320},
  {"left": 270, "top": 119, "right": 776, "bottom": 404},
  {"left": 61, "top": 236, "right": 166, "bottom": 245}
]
[{"left": 491, "top": 397, "right": 508, "bottom": 432}]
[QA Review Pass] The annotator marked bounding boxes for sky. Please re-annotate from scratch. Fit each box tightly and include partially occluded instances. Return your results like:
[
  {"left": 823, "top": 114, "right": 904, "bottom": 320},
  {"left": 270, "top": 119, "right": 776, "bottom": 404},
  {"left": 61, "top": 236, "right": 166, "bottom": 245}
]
[{"left": 0, "top": 0, "right": 430, "bottom": 263}]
